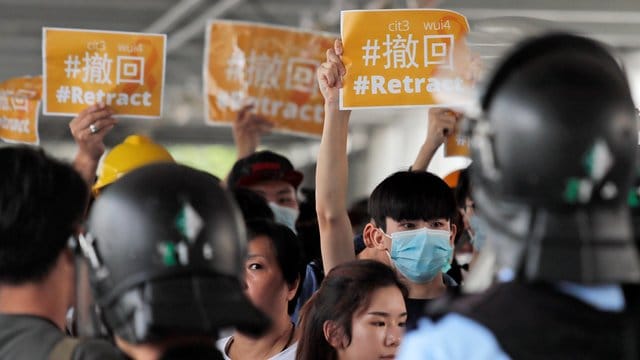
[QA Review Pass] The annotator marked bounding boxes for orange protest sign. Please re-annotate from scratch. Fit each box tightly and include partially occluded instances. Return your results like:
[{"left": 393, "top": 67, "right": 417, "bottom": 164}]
[
  {"left": 204, "top": 21, "right": 336, "bottom": 137},
  {"left": 43, "top": 28, "right": 166, "bottom": 118},
  {"left": 0, "top": 76, "right": 42, "bottom": 145},
  {"left": 340, "top": 9, "right": 470, "bottom": 109},
  {"left": 444, "top": 126, "right": 470, "bottom": 157},
  {"left": 443, "top": 169, "right": 461, "bottom": 188}
]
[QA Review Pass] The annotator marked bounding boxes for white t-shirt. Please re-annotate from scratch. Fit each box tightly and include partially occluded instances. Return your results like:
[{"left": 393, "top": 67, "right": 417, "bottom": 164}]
[{"left": 216, "top": 336, "right": 298, "bottom": 360}]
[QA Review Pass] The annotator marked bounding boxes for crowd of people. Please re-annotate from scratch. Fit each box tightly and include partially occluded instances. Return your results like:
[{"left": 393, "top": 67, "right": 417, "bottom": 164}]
[{"left": 1, "top": 31, "right": 639, "bottom": 359}]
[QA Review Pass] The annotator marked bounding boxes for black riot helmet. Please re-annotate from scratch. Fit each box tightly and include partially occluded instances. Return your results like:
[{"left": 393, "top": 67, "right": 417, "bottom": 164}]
[
  {"left": 79, "top": 163, "right": 269, "bottom": 343},
  {"left": 470, "top": 33, "right": 640, "bottom": 284},
  {"left": 631, "top": 146, "right": 640, "bottom": 247}
]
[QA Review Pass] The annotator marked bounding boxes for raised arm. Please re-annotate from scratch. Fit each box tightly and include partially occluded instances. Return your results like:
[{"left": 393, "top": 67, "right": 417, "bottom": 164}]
[
  {"left": 69, "top": 103, "right": 117, "bottom": 185},
  {"left": 411, "top": 108, "right": 460, "bottom": 171},
  {"left": 232, "top": 103, "right": 274, "bottom": 160},
  {"left": 315, "top": 39, "right": 356, "bottom": 272}
]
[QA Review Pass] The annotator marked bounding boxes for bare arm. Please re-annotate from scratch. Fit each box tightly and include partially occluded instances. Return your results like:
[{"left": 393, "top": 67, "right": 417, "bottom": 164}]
[
  {"left": 69, "top": 103, "right": 117, "bottom": 185},
  {"left": 315, "top": 39, "right": 356, "bottom": 272},
  {"left": 411, "top": 107, "right": 460, "bottom": 171},
  {"left": 232, "top": 103, "right": 273, "bottom": 160},
  {"left": 222, "top": 104, "right": 274, "bottom": 187}
]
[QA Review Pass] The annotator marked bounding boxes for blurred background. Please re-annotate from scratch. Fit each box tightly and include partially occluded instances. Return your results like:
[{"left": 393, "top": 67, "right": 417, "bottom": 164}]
[{"left": 2, "top": 0, "right": 640, "bottom": 200}]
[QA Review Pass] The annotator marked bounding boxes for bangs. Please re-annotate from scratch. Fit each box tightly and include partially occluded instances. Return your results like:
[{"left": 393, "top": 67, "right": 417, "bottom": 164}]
[{"left": 369, "top": 171, "right": 456, "bottom": 230}]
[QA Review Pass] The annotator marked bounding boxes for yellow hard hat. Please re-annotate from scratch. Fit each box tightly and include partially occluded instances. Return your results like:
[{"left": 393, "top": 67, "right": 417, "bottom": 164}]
[{"left": 92, "top": 135, "right": 174, "bottom": 196}]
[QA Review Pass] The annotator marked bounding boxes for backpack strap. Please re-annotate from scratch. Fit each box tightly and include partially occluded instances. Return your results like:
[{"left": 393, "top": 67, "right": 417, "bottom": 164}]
[
  {"left": 309, "top": 259, "right": 324, "bottom": 284},
  {"left": 49, "top": 337, "right": 80, "bottom": 360}
]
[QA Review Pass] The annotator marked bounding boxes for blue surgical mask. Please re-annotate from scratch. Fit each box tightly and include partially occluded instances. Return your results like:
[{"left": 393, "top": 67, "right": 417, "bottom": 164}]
[
  {"left": 469, "top": 215, "right": 487, "bottom": 251},
  {"left": 268, "top": 202, "right": 299, "bottom": 234},
  {"left": 386, "top": 228, "right": 453, "bottom": 283}
]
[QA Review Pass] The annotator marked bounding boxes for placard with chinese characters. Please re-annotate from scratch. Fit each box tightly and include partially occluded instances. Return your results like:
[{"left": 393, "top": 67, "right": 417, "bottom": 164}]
[
  {"left": 444, "top": 126, "right": 470, "bottom": 157},
  {"left": 204, "top": 21, "right": 335, "bottom": 137},
  {"left": 0, "top": 76, "right": 42, "bottom": 145},
  {"left": 43, "top": 28, "right": 166, "bottom": 118},
  {"left": 340, "top": 9, "right": 470, "bottom": 109}
]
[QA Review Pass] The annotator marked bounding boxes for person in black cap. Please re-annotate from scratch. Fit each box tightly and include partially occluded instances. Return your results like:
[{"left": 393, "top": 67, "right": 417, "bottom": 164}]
[
  {"left": 227, "top": 150, "right": 304, "bottom": 234},
  {"left": 76, "top": 163, "right": 270, "bottom": 359},
  {"left": 228, "top": 151, "right": 326, "bottom": 327},
  {"left": 398, "top": 32, "right": 640, "bottom": 359}
]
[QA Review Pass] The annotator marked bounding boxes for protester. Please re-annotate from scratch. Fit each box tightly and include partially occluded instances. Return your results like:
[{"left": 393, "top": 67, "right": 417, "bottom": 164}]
[
  {"left": 0, "top": 146, "right": 122, "bottom": 359},
  {"left": 316, "top": 39, "right": 458, "bottom": 330},
  {"left": 90, "top": 134, "right": 174, "bottom": 196},
  {"left": 227, "top": 137, "right": 322, "bottom": 323},
  {"left": 69, "top": 104, "right": 174, "bottom": 197},
  {"left": 217, "top": 219, "right": 305, "bottom": 360},
  {"left": 296, "top": 260, "right": 408, "bottom": 360}
]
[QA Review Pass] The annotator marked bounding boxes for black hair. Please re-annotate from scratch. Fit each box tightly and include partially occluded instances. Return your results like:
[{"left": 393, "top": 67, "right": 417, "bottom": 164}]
[
  {"left": 0, "top": 146, "right": 88, "bottom": 284},
  {"left": 295, "top": 187, "right": 322, "bottom": 266},
  {"left": 232, "top": 188, "right": 275, "bottom": 222},
  {"left": 368, "top": 171, "right": 457, "bottom": 231},
  {"left": 246, "top": 219, "right": 306, "bottom": 315},
  {"left": 348, "top": 197, "right": 370, "bottom": 236},
  {"left": 296, "top": 260, "right": 408, "bottom": 360},
  {"left": 454, "top": 167, "right": 472, "bottom": 209},
  {"left": 452, "top": 167, "right": 473, "bottom": 250}
]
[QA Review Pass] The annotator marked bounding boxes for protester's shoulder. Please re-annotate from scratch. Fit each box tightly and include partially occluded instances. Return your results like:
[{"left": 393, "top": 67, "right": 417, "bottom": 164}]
[
  {"left": 73, "top": 338, "right": 125, "bottom": 360},
  {"left": 0, "top": 313, "right": 64, "bottom": 338},
  {"left": 398, "top": 313, "right": 511, "bottom": 360},
  {"left": 270, "top": 342, "right": 297, "bottom": 360},
  {"left": 0, "top": 314, "right": 65, "bottom": 359},
  {"left": 211, "top": 337, "right": 294, "bottom": 360}
]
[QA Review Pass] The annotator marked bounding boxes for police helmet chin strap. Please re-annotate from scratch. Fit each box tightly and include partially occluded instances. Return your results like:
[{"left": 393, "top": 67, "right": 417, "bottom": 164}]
[
  {"left": 462, "top": 244, "right": 497, "bottom": 294},
  {"left": 467, "top": 113, "right": 500, "bottom": 183},
  {"left": 77, "top": 232, "right": 111, "bottom": 281},
  {"left": 71, "top": 232, "right": 113, "bottom": 340}
]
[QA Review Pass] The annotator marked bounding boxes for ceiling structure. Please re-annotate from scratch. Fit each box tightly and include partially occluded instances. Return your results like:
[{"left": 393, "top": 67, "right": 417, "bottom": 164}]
[{"left": 2, "top": 0, "right": 640, "bottom": 148}]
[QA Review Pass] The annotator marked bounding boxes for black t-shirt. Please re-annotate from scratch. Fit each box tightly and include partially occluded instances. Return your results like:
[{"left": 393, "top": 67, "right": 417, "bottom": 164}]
[
  {"left": 0, "top": 313, "right": 123, "bottom": 360},
  {"left": 405, "top": 298, "right": 432, "bottom": 331},
  {"left": 405, "top": 273, "right": 459, "bottom": 331}
]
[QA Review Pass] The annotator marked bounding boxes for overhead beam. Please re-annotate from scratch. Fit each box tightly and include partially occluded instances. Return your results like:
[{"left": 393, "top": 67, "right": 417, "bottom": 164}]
[
  {"left": 454, "top": 8, "right": 640, "bottom": 24},
  {"left": 0, "top": 0, "right": 168, "bottom": 10},
  {"left": 144, "top": 0, "right": 206, "bottom": 34},
  {"left": 166, "top": 0, "right": 244, "bottom": 54}
]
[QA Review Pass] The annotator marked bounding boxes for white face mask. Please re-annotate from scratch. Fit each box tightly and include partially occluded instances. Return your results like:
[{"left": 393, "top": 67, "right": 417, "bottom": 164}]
[{"left": 268, "top": 202, "right": 299, "bottom": 234}]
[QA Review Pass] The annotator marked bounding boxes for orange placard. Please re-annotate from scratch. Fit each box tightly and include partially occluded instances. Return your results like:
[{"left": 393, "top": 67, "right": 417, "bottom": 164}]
[
  {"left": 43, "top": 28, "right": 166, "bottom": 118},
  {"left": 0, "top": 76, "right": 42, "bottom": 145},
  {"left": 340, "top": 9, "right": 470, "bottom": 109},
  {"left": 444, "top": 126, "right": 470, "bottom": 157},
  {"left": 204, "top": 21, "right": 336, "bottom": 137}
]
